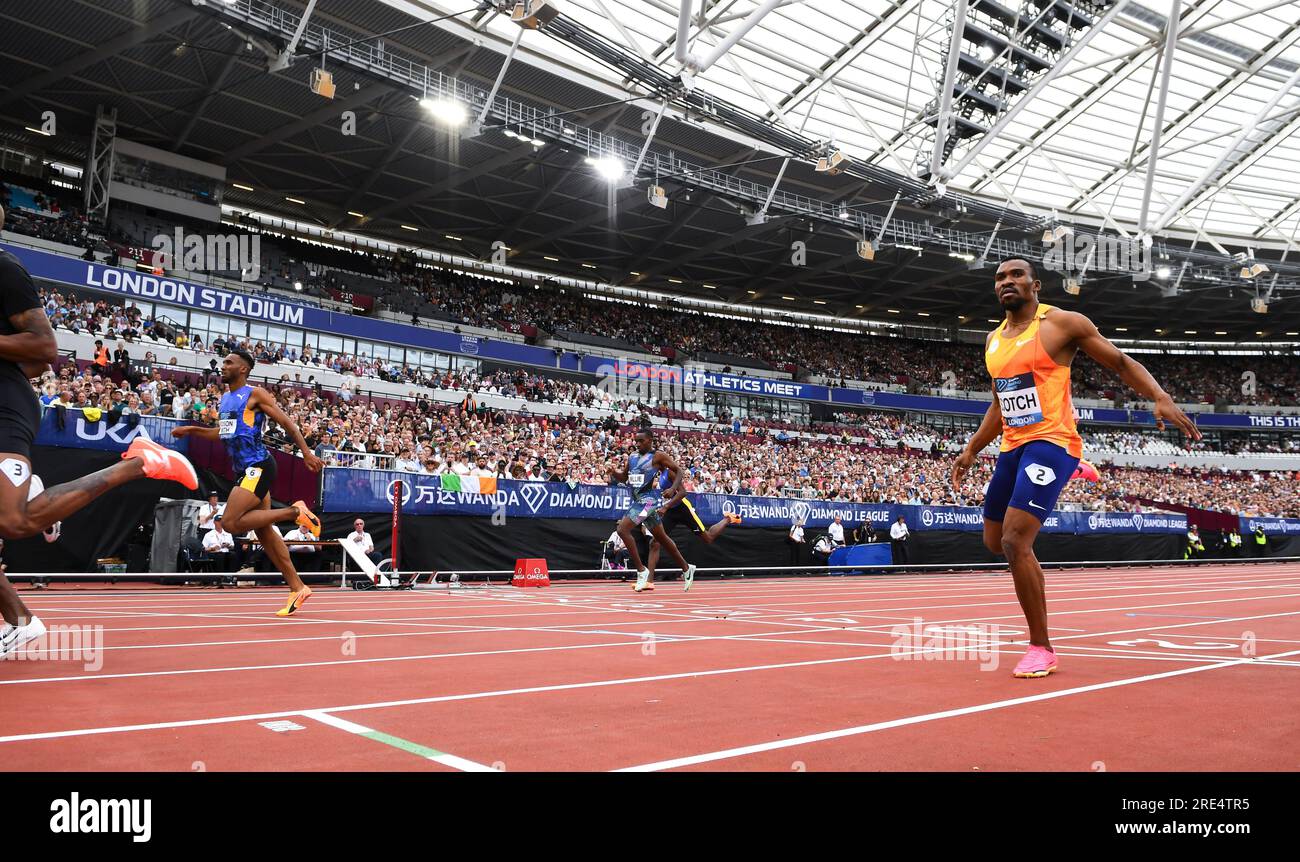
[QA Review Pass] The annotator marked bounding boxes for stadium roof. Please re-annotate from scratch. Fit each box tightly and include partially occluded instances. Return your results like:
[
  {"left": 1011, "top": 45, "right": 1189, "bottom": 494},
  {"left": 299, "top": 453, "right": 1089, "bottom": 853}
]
[
  {"left": 0, "top": 0, "right": 1297, "bottom": 341},
  {"left": 455, "top": 0, "right": 1300, "bottom": 242}
]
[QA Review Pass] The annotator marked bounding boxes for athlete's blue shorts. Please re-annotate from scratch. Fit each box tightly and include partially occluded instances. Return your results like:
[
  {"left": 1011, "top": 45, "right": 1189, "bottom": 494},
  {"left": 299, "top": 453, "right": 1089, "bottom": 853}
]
[
  {"left": 624, "top": 495, "right": 663, "bottom": 529},
  {"left": 982, "top": 440, "right": 1080, "bottom": 524}
]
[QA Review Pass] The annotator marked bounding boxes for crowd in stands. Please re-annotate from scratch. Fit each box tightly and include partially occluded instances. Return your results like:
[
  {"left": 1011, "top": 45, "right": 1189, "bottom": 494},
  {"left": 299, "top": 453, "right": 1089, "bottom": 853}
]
[
  {"left": 28, "top": 347, "right": 1300, "bottom": 519},
  {"left": 0, "top": 181, "right": 94, "bottom": 248},
  {"left": 9, "top": 175, "right": 1300, "bottom": 520},
  {"left": 83, "top": 191, "right": 1300, "bottom": 408},
  {"left": 8, "top": 173, "right": 1300, "bottom": 408}
]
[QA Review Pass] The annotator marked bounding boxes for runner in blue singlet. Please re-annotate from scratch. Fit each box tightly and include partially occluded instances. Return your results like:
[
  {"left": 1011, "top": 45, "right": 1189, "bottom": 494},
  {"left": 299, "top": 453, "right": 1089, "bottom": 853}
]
[
  {"left": 607, "top": 428, "right": 697, "bottom": 592},
  {"left": 172, "top": 348, "right": 325, "bottom": 617}
]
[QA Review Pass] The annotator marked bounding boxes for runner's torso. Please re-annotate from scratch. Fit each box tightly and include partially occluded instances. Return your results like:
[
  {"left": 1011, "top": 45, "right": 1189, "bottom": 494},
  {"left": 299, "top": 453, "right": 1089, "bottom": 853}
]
[
  {"left": 218, "top": 384, "right": 270, "bottom": 471},
  {"left": 627, "top": 450, "right": 661, "bottom": 501},
  {"left": 0, "top": 250, "right": 44, "bottom": 396},
  {"left": 985, "top": 303, "right": 1083, "bottom": 458}
]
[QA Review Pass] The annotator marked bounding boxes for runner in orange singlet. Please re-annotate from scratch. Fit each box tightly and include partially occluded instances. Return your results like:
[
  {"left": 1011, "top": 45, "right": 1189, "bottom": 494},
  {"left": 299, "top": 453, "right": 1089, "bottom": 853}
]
[{"left": 952, "top": 258, "right": 1201, "bottom": 678}]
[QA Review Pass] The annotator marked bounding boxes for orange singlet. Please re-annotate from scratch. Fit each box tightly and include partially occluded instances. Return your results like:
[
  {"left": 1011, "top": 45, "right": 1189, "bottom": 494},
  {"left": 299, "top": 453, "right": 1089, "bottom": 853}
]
[{"left": 984, "top": 303, "right": 1083, "bottom": 459}]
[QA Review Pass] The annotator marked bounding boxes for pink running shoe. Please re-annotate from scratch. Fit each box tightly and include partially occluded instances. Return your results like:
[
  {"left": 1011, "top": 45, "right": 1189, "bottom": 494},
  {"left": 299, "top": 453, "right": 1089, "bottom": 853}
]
[
  {"left": 122, "top": 438, "right": 198, "bottom": 490},
  {"left": 1013, "top": 645, "right": 1058, "bottom": 678}
]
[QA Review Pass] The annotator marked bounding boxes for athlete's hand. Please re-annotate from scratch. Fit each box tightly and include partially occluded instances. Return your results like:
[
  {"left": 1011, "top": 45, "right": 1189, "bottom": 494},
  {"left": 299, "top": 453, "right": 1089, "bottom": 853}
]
[
  {"left": 171, "top": 426, "right": 191, "bottom": 439},
  {"left": 302, "top": 452, "right": 324, "bottom": 473},
  {"left": 1153, "top": 393, "right": 1201, "bottom": 441},
  {"left": 951, "top": 449, "right": 975, "bottom": 492}
]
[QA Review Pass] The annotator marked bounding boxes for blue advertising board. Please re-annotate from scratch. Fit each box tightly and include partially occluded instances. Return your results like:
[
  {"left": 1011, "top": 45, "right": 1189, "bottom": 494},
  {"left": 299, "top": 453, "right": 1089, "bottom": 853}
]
[
  {"left": 1240, "top": 516, "right": 1300, "bottom": 536},
  {"left": 322, "top": 469, "right": 1188, "bottom": 535},
  {"left": 34, "top": 407, "right": 189, "bottom": 454}
]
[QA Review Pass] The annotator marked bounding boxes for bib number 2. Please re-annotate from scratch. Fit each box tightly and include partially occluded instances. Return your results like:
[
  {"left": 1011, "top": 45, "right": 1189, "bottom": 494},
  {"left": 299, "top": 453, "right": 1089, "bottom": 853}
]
[{"left": 1025, "top": 463, "right": 1057, "bottom": 486}]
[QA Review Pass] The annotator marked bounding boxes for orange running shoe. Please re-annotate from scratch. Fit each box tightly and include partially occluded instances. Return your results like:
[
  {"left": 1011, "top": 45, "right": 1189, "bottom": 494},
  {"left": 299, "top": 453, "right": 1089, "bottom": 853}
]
[
  {"left": 292, "top": 500, "right": 322, "bottom": 538},
  {"left": 122, "top": 438, "right": 198, "bottom": 490},
  {"left": 275, "top": 586, "right": 313, "bottom": 617}
]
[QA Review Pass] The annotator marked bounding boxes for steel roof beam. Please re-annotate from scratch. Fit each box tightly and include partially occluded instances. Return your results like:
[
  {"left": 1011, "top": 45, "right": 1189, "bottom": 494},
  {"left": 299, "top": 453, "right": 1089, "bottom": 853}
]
[
  {"left": 0, "top": 6, "right": 198, "bottom": 109},
  {"left": 220, "top": 82, "right": 393, "bottom": 164}
]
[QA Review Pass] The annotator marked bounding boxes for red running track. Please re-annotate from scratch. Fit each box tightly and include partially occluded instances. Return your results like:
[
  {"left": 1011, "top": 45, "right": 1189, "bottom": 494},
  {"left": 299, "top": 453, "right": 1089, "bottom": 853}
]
[{"left": 2, "top": 562, "right": 1298, "bottom": 772}]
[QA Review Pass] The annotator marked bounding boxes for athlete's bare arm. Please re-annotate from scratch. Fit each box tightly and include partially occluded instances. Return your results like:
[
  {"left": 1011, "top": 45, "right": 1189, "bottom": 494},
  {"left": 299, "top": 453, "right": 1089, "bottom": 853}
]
[
  {"left": 1054, "top": 310, "right": 1201, "bottom": 440},
  {"left": 251, "top": 387, "right": 324, "bottom": 472},
  {"left": 0, "top": 307, "right": 58, "bottom": 378},
  {"left": 172, "top": 423, "right": 220, "bottom": 440},
  {"left": 952, "top": 338, "right": 1006, "bottom": 491},
  {"left": 656, "top": 456, "right": 684, "bottom": 508}
]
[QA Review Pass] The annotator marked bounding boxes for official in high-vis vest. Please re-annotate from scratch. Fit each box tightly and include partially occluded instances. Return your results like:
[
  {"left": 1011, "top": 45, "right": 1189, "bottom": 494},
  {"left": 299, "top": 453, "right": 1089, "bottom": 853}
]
[
  {"left": 1253, "top": 525, "right": 1268, "bottom": 557},
  {"left": 1184, "top": 525, "right": 1205, "bottom": 560},
  {"left": 1227, "top": 529, "right": 1242, "bottom": 556}
]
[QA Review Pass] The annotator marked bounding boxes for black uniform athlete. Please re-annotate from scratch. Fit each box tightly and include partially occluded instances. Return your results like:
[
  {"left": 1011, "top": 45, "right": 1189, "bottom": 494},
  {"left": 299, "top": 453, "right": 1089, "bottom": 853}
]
[
  {"left": 646, "top": 464, "right": 741, "bottom": 582},
  {"left": 0, "top": 205, "right": 198, "bottom": 656}
]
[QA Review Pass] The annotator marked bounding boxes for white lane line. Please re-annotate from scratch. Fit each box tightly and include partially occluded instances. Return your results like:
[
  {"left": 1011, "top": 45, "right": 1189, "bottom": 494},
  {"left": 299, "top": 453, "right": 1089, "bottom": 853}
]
[
  {"left": 19, "top": 565, "right": 1298, "bottom": 604},
  {"left": 24, "top": 569, "right": 1299, "bottom": 612},
  {"left": 841, "top": 593, "right": 1300, "bottom": 633},
  {"left": 300, "top": 710, "right": 497, "bottom": 772},
  {"left": 4, "top": 620, "right": 944, "bottom": 686},
  {"left": 0, "top": 634, "right": 1225, "bottom": 746},
  {"left": 611, "top": 645, "right": 1300, "bottom": 772}
]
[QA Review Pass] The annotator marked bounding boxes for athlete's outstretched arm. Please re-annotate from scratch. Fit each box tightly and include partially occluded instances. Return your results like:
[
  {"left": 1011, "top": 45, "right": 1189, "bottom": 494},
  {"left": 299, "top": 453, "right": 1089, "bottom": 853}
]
[
  {"left": 655, "top": 455, "right": 684, "bottom": 508},
  {"left": 952, "top": 386, "right": 1003, "bottom": 491},
  {"left": 252, "top": 388, "right": 324, "bottom": 472},
  {"left": 1060, "top": 310, "right": 1201, "bottom": 440},
  {"left": 172, "top": 424, "right": 221, "bottom": 440},
  {"left": 0, "top": 307, "right": 58, "bottom": 378}
]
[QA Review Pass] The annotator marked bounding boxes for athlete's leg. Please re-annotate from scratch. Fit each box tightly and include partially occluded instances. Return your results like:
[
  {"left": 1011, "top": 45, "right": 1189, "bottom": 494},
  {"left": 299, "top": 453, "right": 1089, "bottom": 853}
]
[
  {"left": 646, "top": 538, "right": 660, "bottom": 583},
  {"left": 223, "top": 499, "right": 300, "bottom": 534},
  {"left": 616, "top": 516, "right": 645, "bottom": 572},
  {"left": 236, "top": 495, "right": 313, "bottom": 615},
  {"left": 256, "top": 513, "right": 305, "bottom": 594},
  {"left": 982, "top": 519, "right": 1003, "bottom": 556},
  {"left": 702, "top": 518, "right": 730, "bottom": 543},
  {"left": 219, "top": 485, "right": 284, "bottom": 535},
  {"left": 1001, "top": 506, "right": 1050, "bottom": 649},
  {"left": 647, "top": 523, "right": 690, "bottom": 571},
  {"left": 0, "top": 563, "right": 32, "bottom": 626},
  {"left": 0, "top": 452, "right": 146, "bottom": 539},
  {"left": 981, "top": 445, "right": 1021, "bottom": 557},
  {"left": 1000, "top": 441, "right": 1079, "bottom": 653},
  {"left": 678, "top": 499, "right": 728, "bottom": 544}
]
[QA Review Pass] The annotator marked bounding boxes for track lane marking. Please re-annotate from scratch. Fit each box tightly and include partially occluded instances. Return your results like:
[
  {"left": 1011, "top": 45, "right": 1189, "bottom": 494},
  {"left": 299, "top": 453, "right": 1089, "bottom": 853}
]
[{"left": 612, "top": 645, "right": 1300, "bottom": 771}]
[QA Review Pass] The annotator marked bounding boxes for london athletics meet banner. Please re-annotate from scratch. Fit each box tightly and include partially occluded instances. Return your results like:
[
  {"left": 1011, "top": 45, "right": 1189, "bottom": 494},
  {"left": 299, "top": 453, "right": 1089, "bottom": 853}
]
[
  {"left": 322, "top": 469, "right": 1188, "bottom": 536},
  {"left": 34, "top": 408, "right": 189, "bottom": 455}
]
